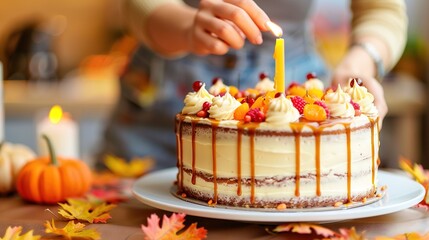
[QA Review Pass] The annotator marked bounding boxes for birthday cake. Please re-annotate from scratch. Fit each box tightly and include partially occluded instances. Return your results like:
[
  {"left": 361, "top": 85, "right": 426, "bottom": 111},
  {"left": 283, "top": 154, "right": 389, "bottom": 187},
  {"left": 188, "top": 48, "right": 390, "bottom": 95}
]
[{"left": 175, "top": 73, "right": 380, "bottom": 209}]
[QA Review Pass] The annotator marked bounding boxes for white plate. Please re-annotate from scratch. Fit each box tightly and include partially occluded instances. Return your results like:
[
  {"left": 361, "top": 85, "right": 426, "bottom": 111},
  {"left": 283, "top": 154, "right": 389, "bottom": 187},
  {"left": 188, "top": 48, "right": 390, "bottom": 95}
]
[{"left": 132, "top": 168, "right": 425, "bottom": 222}]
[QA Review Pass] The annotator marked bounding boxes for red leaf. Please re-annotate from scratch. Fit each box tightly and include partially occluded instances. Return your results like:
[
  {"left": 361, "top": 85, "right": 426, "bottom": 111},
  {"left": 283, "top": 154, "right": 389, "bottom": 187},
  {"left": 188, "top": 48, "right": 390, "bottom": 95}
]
[{"left": 141, "top": 213, "right": 207, "bottom": 240}]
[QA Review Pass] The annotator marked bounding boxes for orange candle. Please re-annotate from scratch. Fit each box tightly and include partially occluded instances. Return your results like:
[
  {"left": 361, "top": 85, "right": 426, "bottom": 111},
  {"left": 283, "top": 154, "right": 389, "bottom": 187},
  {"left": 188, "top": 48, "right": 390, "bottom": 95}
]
[{"left": 266, "top": 21, "right": 285, "bottom": 93}]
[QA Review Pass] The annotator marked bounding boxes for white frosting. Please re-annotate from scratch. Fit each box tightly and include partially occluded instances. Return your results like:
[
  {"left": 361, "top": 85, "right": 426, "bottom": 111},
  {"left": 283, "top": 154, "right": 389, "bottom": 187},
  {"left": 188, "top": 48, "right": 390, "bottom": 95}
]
[
  {"left": 347, "top": 82, "right": 378, "bottom": 117},
  {"left": 255, "top": 77, "right": 275, "bottom": 93},
  {"left": 209, "top": 79, "right": 227, "bottom": 96},
  {"left": 208, "top": 92, "right": 241, "bottom": 120},
  {"left": 182, "top": 83, "right": 214, "bottom": 114},
  {"left": 324, "top": 84, "right": 355, "bottom": 118},
  {"left": 266, "top": 95, "right": 300, "bottom": 124},
  {"left": 304, "top": 78, "right": 324, "bottom": 90}
]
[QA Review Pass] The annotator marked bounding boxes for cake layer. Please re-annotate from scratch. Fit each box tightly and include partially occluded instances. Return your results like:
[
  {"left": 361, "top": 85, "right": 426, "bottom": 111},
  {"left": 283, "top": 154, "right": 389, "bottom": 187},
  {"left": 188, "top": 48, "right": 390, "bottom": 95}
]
[{"left": 175, "top": 114, "right": 380, "bottom": 208}]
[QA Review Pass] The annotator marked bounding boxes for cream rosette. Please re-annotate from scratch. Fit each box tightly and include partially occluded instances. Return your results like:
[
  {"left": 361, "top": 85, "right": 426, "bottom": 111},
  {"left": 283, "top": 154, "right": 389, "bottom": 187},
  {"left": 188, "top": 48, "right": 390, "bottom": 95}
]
[
  {"left": 208, "top": 92, "right": 241, "bottom": 120},
  {"left": 209, "top": 79, "right": 227, "bottom": 96},
  {"left": 324, "top": 84, "right": 355, "bottom": 118},
  {"left": 182, "top": 83, "right": 214, "bottom": 114},
  {"left": 304, "top": 78, "right": 324, "bottom": 90},
  {"left": 255, "top": 77, "right": 275, "bottom": 93},
  {"left": 347, "top": 81, "right": 378, "bottom": 117},
  {"left": 266, "top": 95, "right": 300, "bottom": 124}
]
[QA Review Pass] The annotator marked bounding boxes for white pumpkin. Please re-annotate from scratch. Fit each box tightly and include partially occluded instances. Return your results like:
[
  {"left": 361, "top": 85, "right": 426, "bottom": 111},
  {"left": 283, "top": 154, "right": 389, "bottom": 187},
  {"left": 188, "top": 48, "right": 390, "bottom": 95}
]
[{"left": 0, "top": 142, "right": 36, "bottom": 194}]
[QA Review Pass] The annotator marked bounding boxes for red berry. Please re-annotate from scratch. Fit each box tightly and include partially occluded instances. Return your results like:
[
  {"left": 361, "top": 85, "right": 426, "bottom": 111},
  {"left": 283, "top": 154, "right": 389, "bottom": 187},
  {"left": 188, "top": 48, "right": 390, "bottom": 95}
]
[
  {"left": 349, "top": 78, "right": 363, "bottom": 87},
  {"left": 245, "top": 108, "right": 265, "bottom": 122},
  {"left": 350, "top": 100, "right": 360, "bottom": 110},
  {"left": 274, "top": 92, "right": 284, "bottom": 98},
  {"left": 314, "top": 100, "right": 330, "bottom": 118},
  {"left": 241, "top": 96, "right": 255, "bottom": 107},
  {"left": 202, "top": 101, "right": 211, "bottom": 111},
  {"left": 212, "top": 77, "right": 222, "bottom": 85},
  {"left": 259, "top": 72, "right": 269, "bottom": 80},
  {"left": 193, "top": 81, "right": 203, "bottom": 92},
  {"left": 290, "top": 96, "right": 307, "bottom": 114},
  {"left": 235, "top": 91, "right": 244, "bottom": 99},
  {"left": 306, "top": 72, "right": 317, "bottom": 80},
  {"left": 287, "top": 81, "right": 299, "bottom": 90}
]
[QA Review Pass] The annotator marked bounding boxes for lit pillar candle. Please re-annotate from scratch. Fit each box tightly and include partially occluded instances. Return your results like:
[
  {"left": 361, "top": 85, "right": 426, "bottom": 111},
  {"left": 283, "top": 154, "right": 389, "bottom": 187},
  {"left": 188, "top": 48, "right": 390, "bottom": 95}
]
[
  {"left": 37, "top": 105, "right": 79, "bottom": 158},
  {"left": 266, "top": 21, "right": 285, "bottom": 93},
  {"left": 0, "top": 61, "right": 3, "bottom": 142}
]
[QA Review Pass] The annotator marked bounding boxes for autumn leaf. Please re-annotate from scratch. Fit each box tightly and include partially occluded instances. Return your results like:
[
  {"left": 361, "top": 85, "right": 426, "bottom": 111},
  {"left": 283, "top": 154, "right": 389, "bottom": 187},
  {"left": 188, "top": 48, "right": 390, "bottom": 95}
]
[
  {"left": 338, "top": 227, "right": 367, "bottom": 240},
  {"left": 272, "top": 223, "right": 337, "bottom": 238},
  {"left": 103, "top": 154, "right": 154, "bottom": 178},
  {"left": 58, "top": 198, "right": 117, "bottom": 223},
  {"left": 0, "top": 226, "right": 40, "bottom": 240},
  {"left": 44, "top": 219, "right": 100, "bottom": 240},
  {"left": 375, "top": 232, "right": 429, "bottom": 240},
  {"left": 141, "top": 213, "right": 207, "bottom": 240},
  {"left": 399, "top": 156, "right": 429, "bottom": 206}
]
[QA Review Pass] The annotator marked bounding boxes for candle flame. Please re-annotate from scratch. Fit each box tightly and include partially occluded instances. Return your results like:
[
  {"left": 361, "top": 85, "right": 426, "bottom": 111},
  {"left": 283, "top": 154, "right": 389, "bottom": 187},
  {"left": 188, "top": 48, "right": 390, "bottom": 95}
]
[
  {"left": 49, "top": 105, "right": 63, "bottom": 124},
  {"left": 266, "top": 21, "right": 283, "bottom": 37}
]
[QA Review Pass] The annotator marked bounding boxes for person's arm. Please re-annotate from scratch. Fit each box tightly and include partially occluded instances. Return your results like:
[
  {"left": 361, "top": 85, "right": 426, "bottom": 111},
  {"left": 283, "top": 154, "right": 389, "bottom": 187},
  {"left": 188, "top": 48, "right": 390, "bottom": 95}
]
[
  {"left": 123, "top": 0, "right": 270, "bottom": 58},
  {"left": 332, "top": 0, "right": 408, "bottom": 125}
]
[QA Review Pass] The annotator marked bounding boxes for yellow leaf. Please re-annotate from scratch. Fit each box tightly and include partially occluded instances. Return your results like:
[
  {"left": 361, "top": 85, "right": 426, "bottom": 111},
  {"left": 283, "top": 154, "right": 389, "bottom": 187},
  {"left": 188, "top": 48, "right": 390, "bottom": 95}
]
[
  {"left": 103, "top": 155, "right": 154, "bottom": 178},
  {"left": 399, "top": 156, "right": 428, "bottom": 184},
  {"left": 0, "top": 226, "right": 40, "bottom": 240},
  {"left": 375, "top": 232, "right": 429, "bottom": 240},
  {"left": 58, "top": 198, "right": 117, "bottom": 223},
  {"left": 45, "top": 219, "right": 100, "bottom": 240},
  {"left": 272, "top": 223, "right": 336, "bottom": 237}
]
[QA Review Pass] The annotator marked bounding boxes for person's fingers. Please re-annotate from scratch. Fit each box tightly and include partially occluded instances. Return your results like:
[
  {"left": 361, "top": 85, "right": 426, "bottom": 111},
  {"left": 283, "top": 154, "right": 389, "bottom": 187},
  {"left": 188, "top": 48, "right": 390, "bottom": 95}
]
[
  {"left": 194, "top": 10, "right": 245, "bottom": 50},
  {"left": 200, "top": 0, "right": 267, "bottom": 45},
  {"left": 191, "top": 26, "right": 230, "bottom": 55},
  {"left": 223, "top": 0, "right": 270, "bottom": 31}
]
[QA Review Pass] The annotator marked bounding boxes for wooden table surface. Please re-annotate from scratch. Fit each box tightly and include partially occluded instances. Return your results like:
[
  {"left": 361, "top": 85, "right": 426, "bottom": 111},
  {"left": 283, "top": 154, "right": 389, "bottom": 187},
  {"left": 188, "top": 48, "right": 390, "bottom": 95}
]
[{"left": 1, "top": 191, "right": 429, "bottom": 239}]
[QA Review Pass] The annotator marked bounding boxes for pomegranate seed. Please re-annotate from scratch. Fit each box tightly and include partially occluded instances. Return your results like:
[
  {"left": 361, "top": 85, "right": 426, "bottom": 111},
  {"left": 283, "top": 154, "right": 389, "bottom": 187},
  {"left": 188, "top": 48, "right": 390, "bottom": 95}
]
[
  {"left": 349, "top": 78, "right": 363, "bottom": 87},
  {"left": 192, "top": 81, "right": 203, "bottom": 92},
  {"left": 259, "top": 72, "right": 269, "bottom": 80},
  {"left": 246, "top": 96, "right": 255, "bottom": 107},
  {"left": 306, "top": 72, "right": 317, "bottom": 80},
  {"left": 202, "top": 101, "right": 211, "bottom": 111},
  {"left": 275, "top": 92, "right": 283, "bottom": 98},
  {"left": 244, "top": 115, "right": 252, "bottom": 123},
  {"left": 212, "top": 77, "right": 221, "bottom": 85}
]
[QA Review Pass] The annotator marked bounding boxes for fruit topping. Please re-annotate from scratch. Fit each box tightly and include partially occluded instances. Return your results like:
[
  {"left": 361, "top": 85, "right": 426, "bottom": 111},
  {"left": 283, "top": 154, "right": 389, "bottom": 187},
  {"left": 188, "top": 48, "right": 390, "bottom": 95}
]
[
  {"left": 349, "top": 78, "right": 363, "bottom": 87},
  {"left": 350, "top": 100, "right": 361, "bottom": 116},
  {"left": 287, "top": 85, "right": 306, "bottom": 97},
  {"left": 259, "top": 72, "right": 269, "bottom": 80},
  {"left": 197, "top": 110, "right": 208, "bottom": 118},
  {"left": 287, "top": 81, "right": 299, "bottom": 90},
  {"left": 290, "top": 96, "right": 306, "bottom": 114},
  {"left": 274, "top": 92, "right": 284, "bottom": 98},
  {"left": 234, "top": 103, "right": 250, "bottom": 120},
  {"left": 313, "top": 100, "right": 330, "bottom": 118},
  {"left": 241, "top": 96, "right": 255, "bottom": 107},
  {"left": 212, "top": 77, "right": 222, "bottom": 85},
  {"left": 192, "top": 81, "right": 203, "bottom": 92},
  {"left": 244, "top": 108, "right": 265, "bottom": 123},
  {"left": 307, "top": 88, "right": 324, "bottom": 100},
  {"left": 202, "top": 101, "right": 211, "bottom": 111},
  {"left": 303, "top": 104, "right": 327, "bottom": 122},
  {"left": 306, "top": 72, "right": 317, "bottom": 80}
]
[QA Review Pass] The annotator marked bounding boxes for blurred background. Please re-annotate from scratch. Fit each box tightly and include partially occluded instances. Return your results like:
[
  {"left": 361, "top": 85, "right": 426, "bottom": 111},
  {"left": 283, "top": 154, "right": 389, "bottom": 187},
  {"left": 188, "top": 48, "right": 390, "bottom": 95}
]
[{"left": 0, "top": 0, "right": 427, "bottom": 168}]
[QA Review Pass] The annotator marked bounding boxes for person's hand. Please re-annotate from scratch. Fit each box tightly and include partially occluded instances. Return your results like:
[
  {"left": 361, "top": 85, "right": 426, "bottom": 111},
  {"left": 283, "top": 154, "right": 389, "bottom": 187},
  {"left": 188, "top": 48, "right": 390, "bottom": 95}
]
[
  {"left": 331, "top": 70, "right": 388, "bottom": 129},
  {"left": 186, "top": 0, "right": 270, "bottom": 55}
]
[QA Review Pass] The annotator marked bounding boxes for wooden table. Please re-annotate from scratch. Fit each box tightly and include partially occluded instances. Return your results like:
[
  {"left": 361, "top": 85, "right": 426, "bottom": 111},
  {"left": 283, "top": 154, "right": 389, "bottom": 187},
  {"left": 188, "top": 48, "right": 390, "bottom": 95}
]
[{"left": 1, "top": 192, "right": 429, "bottom": 239}]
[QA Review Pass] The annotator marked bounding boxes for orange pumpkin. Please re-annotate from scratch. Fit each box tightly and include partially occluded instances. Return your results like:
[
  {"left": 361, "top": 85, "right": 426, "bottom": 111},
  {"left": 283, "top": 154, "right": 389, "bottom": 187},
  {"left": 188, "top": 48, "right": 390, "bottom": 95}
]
[{"left": 16, "top": 135, "right": 92, "bottom": 204}]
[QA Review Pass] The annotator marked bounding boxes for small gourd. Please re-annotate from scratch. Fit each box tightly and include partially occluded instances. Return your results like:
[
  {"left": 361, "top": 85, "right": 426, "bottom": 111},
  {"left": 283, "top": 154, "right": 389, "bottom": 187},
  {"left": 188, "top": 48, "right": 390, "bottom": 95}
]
[
  {"left": 16, "top": 135, "right": 92, "bottom": 204},
  {"left": 0, "top": 142, "right": 36, "bottom": 194}
]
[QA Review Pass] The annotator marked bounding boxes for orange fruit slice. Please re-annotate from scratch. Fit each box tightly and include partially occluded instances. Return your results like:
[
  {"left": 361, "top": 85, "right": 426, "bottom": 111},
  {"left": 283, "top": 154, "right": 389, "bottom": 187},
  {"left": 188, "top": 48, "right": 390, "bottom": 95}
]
[
  {"left": 234, "top": 103, "right": 250, "bottom": 120},
  {"left": 303, "top": 104, "right": 327, "bottom": 122}
]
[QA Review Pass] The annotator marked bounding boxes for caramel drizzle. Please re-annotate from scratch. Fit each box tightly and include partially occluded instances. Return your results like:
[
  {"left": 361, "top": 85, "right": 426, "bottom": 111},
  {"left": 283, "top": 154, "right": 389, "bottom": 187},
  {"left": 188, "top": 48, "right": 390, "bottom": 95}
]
[
  {"left": 191, "top": 119, "right": 197, "bottom": 185},
  {"left": 211, "top": 122, "right": 219, "bottom": 203},
  {"left": 176, "top": 115, "right": 184, "bottom": 189},
  {"left": 291, "top": 124, "right": 304, "bottom": 197},
  {"left": 369, "top": 117, "right": 376, "bottom": 187}
]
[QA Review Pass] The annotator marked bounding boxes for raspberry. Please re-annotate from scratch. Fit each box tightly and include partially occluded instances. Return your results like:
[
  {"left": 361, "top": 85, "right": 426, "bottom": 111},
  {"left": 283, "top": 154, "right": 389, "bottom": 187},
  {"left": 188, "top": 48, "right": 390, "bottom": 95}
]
[
  {"left": 314, "top": 100, "right": 330, "bottom": 118},
  {"left": 290, "top": 96, "right": 306, "bottom": 114},
  {"left": 245, "top": 108, "right": 265, "bottom": 122}
]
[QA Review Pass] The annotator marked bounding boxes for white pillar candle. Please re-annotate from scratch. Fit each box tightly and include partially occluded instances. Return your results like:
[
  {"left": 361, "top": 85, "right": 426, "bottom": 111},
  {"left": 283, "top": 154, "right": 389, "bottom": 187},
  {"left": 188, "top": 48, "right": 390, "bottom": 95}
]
[{"left": 37, "top": 105, "right": 79, "bottom": 158}]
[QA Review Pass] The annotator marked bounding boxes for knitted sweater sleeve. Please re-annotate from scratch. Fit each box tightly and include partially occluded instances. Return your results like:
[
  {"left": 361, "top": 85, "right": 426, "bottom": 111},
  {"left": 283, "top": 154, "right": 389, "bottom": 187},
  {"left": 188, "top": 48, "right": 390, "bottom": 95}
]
[{"left": 350, "top": 0, "right": 408, "bottom": 71}]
